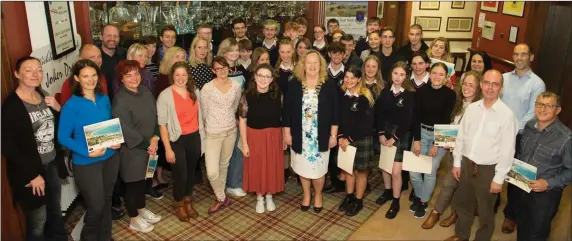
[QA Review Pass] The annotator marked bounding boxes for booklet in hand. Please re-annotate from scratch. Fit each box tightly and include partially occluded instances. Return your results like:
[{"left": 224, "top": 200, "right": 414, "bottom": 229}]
[{"left": 506, "top": 158, "right": 537, "bottom": 193}]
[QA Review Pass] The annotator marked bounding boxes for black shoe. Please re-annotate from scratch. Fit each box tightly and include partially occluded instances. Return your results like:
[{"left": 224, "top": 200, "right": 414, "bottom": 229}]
[
  {"left": 345, "top": 198, "right": 363, "bottom": 217},
  {"left": 414, "top": 202, "right": 428, "bottom": 219},
  {"left": 313, "top": 206, "right": 323, "bottom": 213},
  {"left": 300, "top": 203, "right": 310, "bottom": 212},
  {"left": 385, "top": 200, "right": 400, "bottom": 219},
  {"left": 146, "top": 186, "right": 164, "bottom": 200},
  {"left": 155, "top": 182, "right": 169, "bottom": 189},
  {"left": 338, "top": 193, "right": 354, "bottom": 212},
  {"left": 409, "top": 197, "right": 420, "bottom": 212},
  {"left": 376, "top": 189, "right": 392, "bottom": 205},
  {"left": 409, "top": 190, "right": 417, "bottom": 202},
  {"left": 111, "top": 208, "right": 125, "bottom": 220},
  {"left": 324, "top": 185, "right": 344, "bottom": 194},
  {"left": 284, "top": 169, "right": 291, "bottom": 184}
]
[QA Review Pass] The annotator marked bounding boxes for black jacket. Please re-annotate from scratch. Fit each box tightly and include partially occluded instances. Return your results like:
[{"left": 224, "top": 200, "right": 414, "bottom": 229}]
[
  {"left": 1, "top": 88, "right": 67, "bottom": 210},
  {"left": 283, "top": 78, "right": 339, "bottom": 153}
]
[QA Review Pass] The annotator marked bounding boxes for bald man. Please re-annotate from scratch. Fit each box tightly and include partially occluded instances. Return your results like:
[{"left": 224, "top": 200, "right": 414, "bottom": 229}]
[
  {"left": 59, "top": 44, "right": 108, "bottom": 105},
  {"left": 446, "top": 70, "right": 518, "bottom": 241}
]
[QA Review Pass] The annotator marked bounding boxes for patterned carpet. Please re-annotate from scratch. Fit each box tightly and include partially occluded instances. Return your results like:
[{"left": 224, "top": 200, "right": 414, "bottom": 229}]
[{"left": 65, "top": 169, "right": 385, "bottom": 241}]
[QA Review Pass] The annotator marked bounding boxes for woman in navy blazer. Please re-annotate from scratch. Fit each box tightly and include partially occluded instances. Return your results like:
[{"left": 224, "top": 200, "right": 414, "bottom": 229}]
[{"left": 283, "top": 50, "right": 339, "bottom": 213}]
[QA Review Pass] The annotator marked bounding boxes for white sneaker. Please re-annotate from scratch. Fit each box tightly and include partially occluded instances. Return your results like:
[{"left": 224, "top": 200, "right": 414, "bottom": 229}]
[
  {"left": 139, "top": 209, "right": 161, "bottom": 224},
  {"left": 129, "top": 217, "right": 154, "bottom": 233},
  {"left": 227, "top": 188, "right": 247, "bottom": 197},
  {"left": 256, "top": 196, "right": 265, "bottom": 214},
  {"left": 265, "top": 194, "right": 276, "bottom": 212}
]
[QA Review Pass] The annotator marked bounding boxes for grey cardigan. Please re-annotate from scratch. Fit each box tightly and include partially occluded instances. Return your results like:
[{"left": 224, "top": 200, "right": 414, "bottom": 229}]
[
  {"left": 157, "top": 86, "right": 205, "bottom": 154},
  {"left": 112, "top": 85, "right": 157, "bottom": 182}
]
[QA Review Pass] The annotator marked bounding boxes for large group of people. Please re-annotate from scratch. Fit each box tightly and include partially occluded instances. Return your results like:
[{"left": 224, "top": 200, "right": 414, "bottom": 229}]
[{"left": 2, "top": 16, "right": 570, "bottom": 241}]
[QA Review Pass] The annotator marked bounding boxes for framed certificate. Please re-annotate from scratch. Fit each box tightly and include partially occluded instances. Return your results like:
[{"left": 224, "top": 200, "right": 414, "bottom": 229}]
[{"left": 44, "top": 2, "right": 77, "bottom": 60}]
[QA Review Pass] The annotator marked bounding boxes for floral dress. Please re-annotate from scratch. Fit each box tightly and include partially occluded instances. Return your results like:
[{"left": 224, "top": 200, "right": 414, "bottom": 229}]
[{"left": 291, "top": 89, "right": 330, "bottom": 179}]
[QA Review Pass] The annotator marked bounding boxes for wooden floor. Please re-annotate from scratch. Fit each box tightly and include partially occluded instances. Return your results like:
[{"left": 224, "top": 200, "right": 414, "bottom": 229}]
[{"left": 348, "top": 172, "right": 571, "bottom": 241}]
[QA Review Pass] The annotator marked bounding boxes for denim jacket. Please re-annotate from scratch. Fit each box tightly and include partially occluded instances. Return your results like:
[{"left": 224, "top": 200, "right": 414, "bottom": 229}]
[{"left": 519, "top": 118, "right": 572, "bottom": 190}]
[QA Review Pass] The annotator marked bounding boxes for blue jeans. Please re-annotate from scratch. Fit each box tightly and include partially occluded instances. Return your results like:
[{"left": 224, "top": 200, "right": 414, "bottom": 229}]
[
  {"left": 24, "top": 161, "right": 66, "bottom": 241},
  {"left": 226, "top": 129, "right": 243, "bottom": 189},
  {"left": 410, "top": 126, "right": 447, "bottom": 202}
]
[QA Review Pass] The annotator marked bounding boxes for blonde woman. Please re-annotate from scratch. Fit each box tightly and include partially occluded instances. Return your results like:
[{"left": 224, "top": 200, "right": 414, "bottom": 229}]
[
  {"left": 276, "top": 38, "right": 296, "bottom": 96},
  {"left": 217, "top": 38, "right": 246, "bottom": 89},
  {"left": 427, "top": 37, "right": 456, "bottom": 88},
  {"left": 157, "top": 47, "right": 187, "bottom": 97},
  {"left": 337, "top": 66, "right": 376, "bottom": 217},
  {"left": 362, "top": 55, "right": 384, "bottom": 98},
  {"left": 283, "top": 50, "right": 339, "bottom": 213},
  {"left": 189, "top": 36, "right": 214, "bottom": 90},
  {"left": 112, "top": 43, "right": 154, "bottom": 95}
]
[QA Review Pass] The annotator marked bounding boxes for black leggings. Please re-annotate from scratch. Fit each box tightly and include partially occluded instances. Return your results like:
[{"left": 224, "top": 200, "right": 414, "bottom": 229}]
[
  {"left": 171, "top": 132, "right": 201, "bottom": 201},
  {"left": 124, "top": 180, "right": 147, "bottom": 217}
]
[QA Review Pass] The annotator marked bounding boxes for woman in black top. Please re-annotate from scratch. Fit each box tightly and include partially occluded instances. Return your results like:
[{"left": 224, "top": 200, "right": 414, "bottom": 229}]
[
  {"left": 336, "top": 66, "right": 376, "bottom": 217},
  {"left": 312, "top": 24, "right": 329, "bottom": 58},
  {"left": 276, "top": 38, "right": 295, "bottom": 96},
  {"left": 238, "top": 63, "right": 285, "bottom": 214},
  {"left": 283, "top": 50, "right": 339, "bottom": 213},
  {"left": 189, "top": 36, "right": 215, "bottom": 90},
  {"left": 410, "top": 62, "right": 457, "bottom": 219},
  {"left": 464, "top": 51, "right": 492, "bottom": 76},
  {"left": 375, "top": 61, "right": 416, "bottom": 219},
  {"left": 1, "top": 56, "right": 67, "bottom": 241}
]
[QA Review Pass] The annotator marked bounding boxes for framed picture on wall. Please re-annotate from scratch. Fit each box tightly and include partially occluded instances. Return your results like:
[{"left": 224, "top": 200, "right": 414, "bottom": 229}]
[
  {"left": 509, "top": 26, "right": 519, "bottom": 43},
  {"left": 502, "top": 1, "right": 526, "bottom": 17},
  {"left": 419, "top": 2, "right": 440, "bottom": 10},
  {"left": 377, "top": 2, "right": 384, "bottom": 19},
  {"left": 480, "top": 1, "right": 499, "bottom": 13},
  {"left": 415, "top": 16, "right": 442, "bottom": 32},
  {"left": 44, "top": 2, "right": 77, "bottom": 60},
  {"left": 451, "top": 2, "right": 465, "bottom": 9},
  {"left": 446, "top": 17, "right": 473, "bottom": 32}
]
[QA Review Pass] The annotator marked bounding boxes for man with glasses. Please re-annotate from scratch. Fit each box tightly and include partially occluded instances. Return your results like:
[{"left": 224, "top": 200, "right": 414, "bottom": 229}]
[
  {"left": 514, "top": 92, "right": 571, "bottom": 241},
  {"left": 445, "top": 70, "right": 518, "bottom": 241},
  {"left": 501, "top": 43, "right": 546, "bottom": 234},
  {"left": 197, "top": 23, "right": 218, "bottom": 57}
]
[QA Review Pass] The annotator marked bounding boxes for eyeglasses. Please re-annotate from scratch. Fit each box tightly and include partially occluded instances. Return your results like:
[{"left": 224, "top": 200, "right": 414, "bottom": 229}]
[
  {"left": 535, "top": 102, "right": 559, "bottom": 109},
  {"left": 481, "top": 80, "right": 501, "bottom": 88},
  {"left": 256, "top": 74, "right": 273, "bottom": 80},
  {"left": 213, "top": 66, "right": 229, "bottom": 72}
]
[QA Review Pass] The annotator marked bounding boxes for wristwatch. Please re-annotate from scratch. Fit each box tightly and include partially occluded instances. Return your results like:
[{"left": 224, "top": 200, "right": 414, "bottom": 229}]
[{"left": 153, "top": 135, "right": 160, "bottom": 141}]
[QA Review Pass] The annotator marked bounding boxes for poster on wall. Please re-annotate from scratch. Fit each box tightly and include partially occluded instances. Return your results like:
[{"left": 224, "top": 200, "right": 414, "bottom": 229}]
[
  {"left": 31, "top": 33, "right": 82, "bottom": 96},
  {"left": 44, "top": 2, "right": 77, "bottom": 60},
  {"left": 325, "top": 1, "right": 368, "bottom": 39}
]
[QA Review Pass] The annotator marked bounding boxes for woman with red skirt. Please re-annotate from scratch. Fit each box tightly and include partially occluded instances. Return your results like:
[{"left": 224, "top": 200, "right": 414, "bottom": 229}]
[{"left": 238, "top": 63, "right": 285, "bottom": 214}]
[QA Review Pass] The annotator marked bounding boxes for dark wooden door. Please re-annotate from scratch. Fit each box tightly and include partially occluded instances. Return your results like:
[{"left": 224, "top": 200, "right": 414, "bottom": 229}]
[
  {"left": 1, "top": 17, "right": 27, "bottom": 241},
  {"left": 535, "top": 2, "right": 572, "bottom": 129}
]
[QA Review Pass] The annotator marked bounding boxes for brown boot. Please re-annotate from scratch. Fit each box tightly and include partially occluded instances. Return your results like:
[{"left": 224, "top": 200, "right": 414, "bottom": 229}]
[
  {"left": 501, "top": 218, "right": 516, "bottom": 234},
  {"left": 422, "top": 210, "right": 440, "bottom": 229},
  {"left": 174, "top": 201, "right": 190, "bottom": 222},
  {"left": 439, "top": 211, "right": 458, "bottom": 227},
  {"left": 184, "top": 196, "right": 199, "bottom": 219}
]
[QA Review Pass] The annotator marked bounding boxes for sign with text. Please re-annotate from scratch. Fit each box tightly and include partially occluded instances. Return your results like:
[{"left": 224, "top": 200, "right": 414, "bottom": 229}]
[
  {"left": 325, "top": 1, "right": 368, "bottom": 39},
  {"left": 44, "top": 2, "right": 77, "bottom": 59},
  {"left": 31, "top": 33, "right": 82, "bottom": 96}
]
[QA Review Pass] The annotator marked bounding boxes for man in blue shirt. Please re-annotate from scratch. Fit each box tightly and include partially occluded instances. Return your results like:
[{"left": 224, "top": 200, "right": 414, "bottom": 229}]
[
  {"left": 501, "top": 43, "right": 546, "bottom": 233},
  {"left": 513, "top": 91, "right": 571, "bottom": 241}
]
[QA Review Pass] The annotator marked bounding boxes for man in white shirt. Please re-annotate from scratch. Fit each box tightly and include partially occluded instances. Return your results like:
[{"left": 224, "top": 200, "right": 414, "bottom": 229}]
[{"left": 445, "top": 70, "right": 518, "bottom": 241}]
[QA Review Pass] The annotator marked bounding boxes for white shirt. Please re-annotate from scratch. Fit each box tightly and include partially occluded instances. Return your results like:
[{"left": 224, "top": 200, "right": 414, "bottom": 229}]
[
  {"left": 313, "top": 40, "right": 326, "bottom": 49},
  {"left": 411, "top": 72, "right": 430, "bottom": 86},
  {"left": 390, "top": 84, "right": 404, "bottom": 95},
  {"left": 453, "top": 99, "right": 518, "bottom": 184},
  {"left": 263, "top": 39, "right": 277, "bottom": 49},
  {"left": 327, "top": 62, "right": 345, "bottom": 77}
]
